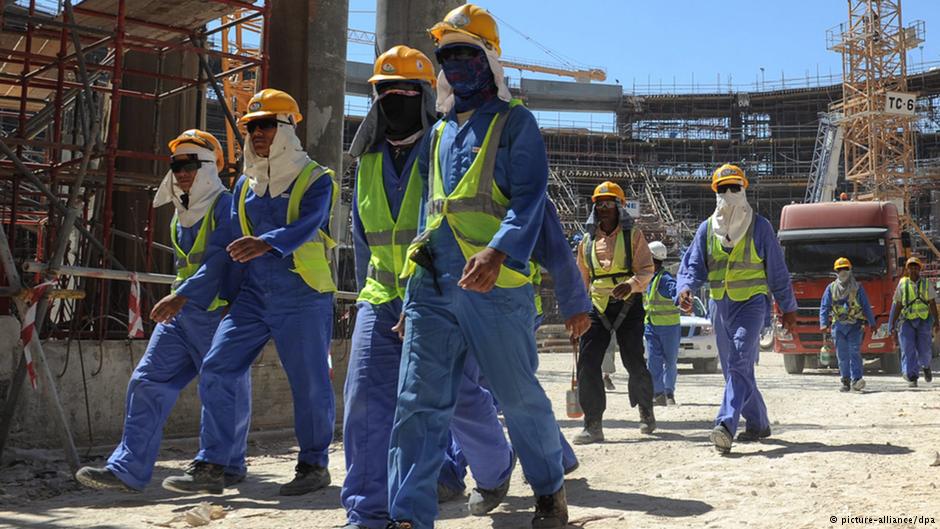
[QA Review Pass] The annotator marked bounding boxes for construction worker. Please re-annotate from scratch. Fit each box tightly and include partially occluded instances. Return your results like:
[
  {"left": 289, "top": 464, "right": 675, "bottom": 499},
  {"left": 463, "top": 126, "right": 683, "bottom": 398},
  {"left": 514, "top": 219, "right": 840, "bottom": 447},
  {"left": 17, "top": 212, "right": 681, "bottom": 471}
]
[
  {"left": 75, "top": 130, "right": 251, "bottom": 492},
  {"left": 386, "top": 5, "right": 569, "bottom": 529},
  {"left": 573, "top": 181, "right": 655, "bottom": 444},
  {"left": 645, "top": 241, "right": 681, "bottom": 406},
  {"left": 889, "top": 256, "right": 939, "bottom": 387},
  {"left": 819, "top": 257, "right": 876, "bottom": 392},
  {"left": 161, "top": 89, "right": 339, "bottom": 496},
  {"left": 676, "top": 164, "right": 796, "bottom": 454}
]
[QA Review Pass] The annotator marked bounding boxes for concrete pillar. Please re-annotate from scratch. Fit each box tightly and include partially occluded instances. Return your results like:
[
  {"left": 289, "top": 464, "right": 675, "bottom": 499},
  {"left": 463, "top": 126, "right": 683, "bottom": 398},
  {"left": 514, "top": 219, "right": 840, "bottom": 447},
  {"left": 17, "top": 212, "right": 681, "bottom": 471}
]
[{"left": 376, "top": 0, "right": 464, "bottom": 60}]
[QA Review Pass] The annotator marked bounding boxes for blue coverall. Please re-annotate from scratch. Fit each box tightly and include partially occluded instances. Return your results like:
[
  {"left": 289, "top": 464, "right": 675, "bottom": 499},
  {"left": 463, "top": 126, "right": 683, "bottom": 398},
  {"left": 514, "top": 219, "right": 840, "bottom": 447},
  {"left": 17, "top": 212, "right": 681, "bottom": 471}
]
[
  {"left": 888, "top": 279, "right": 935, "bottom": 381},
  {"left": 645, "top": 269, "right": 681, "bottom": 396},
  {"left": 343, "top": 142, "right": 513, "bottom": 529},
  {"left": 676, "top": 216, "right": 797, "bottom": 437},
  {"left": 195, "top": 173, "right": 335, "bottom": 470},
  {"left": 107, "top": 193, "right": 252, "bottom": 490},
  {"left": 819, "top": 282, "right": 876, "bottom": 382},
  {"left": 388, "top": 98, "right": 564, "bottom": 529}
]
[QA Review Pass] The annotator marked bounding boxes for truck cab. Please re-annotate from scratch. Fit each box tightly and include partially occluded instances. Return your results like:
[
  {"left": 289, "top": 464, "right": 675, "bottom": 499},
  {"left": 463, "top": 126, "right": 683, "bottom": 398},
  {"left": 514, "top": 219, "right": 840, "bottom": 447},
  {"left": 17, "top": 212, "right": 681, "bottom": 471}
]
[{"left": 774, "top": 201, "right": 902, "bottom": 374}]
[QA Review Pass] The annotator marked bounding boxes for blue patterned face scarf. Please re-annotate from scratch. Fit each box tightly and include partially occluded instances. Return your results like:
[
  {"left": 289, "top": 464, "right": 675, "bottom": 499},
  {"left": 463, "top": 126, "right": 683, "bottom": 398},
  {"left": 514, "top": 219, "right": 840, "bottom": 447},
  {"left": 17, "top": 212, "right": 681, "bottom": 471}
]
[{"left": 437, "top": 44, "right": 497, "bottom": 112}]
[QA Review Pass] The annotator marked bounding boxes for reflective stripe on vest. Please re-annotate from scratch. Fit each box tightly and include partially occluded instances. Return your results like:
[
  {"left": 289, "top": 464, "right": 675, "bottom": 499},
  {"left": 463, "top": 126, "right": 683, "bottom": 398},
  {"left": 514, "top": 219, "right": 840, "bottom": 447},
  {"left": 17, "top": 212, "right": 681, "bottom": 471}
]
[
  {"left": 899, "top": 277, "right": 930, "bottom": 320},
  {"left": 237, "top": 162, "right": 339, "bottom": 293},
  {"left": 644, "top": 270, "right": 679, "bottom": 326},
  {"left": 356, "top": 150, "right": 422, "bottom": 305},
  {"left": 585, "top": 228, "right": 632, "bottom": 312},
  {"left": 401, "top": 99, "right": 533, "bottom": 289},
  {"left": 829, "top": 283, "right": 863, "bottom": 323},
  {"left": 706, "top": 214, "right": 769, "bottom": 301},
  {"left": 169, "top": 195, "right": 227, "bottom": 311}
]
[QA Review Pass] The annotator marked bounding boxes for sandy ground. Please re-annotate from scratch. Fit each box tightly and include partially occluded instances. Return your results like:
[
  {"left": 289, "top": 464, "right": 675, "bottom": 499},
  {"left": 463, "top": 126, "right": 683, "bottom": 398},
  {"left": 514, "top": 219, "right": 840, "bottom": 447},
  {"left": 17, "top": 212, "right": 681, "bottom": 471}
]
[{"left": 2, "top": 352, "right": 940, "bottom": 529}]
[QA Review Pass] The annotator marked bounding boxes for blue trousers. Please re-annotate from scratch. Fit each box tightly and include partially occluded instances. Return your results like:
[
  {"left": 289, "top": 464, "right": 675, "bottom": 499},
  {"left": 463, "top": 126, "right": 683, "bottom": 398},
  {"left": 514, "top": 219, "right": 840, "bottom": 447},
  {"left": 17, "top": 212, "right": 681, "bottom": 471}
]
[
  {"left": 389, "top": 271, "right": 564, "bottom": 529},
  {"left": 899, "top": 319, "right": 933, "bottom": 380},
  {"left": 106, "top": 306, "right": 251, "bottom": 490},
  {"left": 711, "top": 296, "right": 769, "bottom": 436},
  {"left": 197, "top": 285, "right": 334, "bottom": 468},
  {"left": 833, "top": 322, "right": 864, "bottom": 381},
  {"left": 645, "top": 323, "right": 681, "bottom": 395},
  {"left": 342, "top": 301, "right": 513, "bottom": 529}
]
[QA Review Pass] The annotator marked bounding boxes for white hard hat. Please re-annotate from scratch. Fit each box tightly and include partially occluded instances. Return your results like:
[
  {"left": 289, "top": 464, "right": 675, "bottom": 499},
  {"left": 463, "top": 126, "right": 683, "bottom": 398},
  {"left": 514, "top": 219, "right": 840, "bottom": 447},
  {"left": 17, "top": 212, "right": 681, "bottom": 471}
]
[{"left": 649, "top": 241, "right": 667, "bottom": 261}]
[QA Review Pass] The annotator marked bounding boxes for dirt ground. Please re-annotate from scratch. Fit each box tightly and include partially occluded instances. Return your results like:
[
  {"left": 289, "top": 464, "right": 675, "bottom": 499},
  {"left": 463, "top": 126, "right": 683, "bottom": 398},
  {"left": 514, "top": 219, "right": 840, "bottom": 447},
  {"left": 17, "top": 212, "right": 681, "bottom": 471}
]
[{"left": 2, "top": 352, "right": 939, "bottom": 529}]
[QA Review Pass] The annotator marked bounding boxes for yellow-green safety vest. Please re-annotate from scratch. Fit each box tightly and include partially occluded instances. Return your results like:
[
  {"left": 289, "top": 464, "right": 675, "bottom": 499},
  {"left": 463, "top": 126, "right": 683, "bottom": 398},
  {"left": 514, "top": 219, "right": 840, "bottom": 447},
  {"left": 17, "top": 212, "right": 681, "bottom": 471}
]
[
  {"left": 401, "top": 99, "right": 534, "bottom": 289},
  {"left": 355, "top": 150, "right": 422, "bottom": 304},
  {"left": 583, "top": 228, "right": 633, "bottom": 313},
  {"left": 238, "top": 161, "right": 339, "bottom": 293},
  {"left": 644, "top": 269, "right": 679, "bottom": 326},
  {"left": 829, "top": 283, "right": 863, "bottom": 323},
  {"left": 170, "top": 195, "right": 227, "bottom": 312},
  {"left": 899, "top": 276, "right": 930, "bottom": 320},
  {"left": 533, "top": 267, "right": 543, "bottom": 316},
  {"left": 706, "top": 214, "right": 768, "bottom": 301}
]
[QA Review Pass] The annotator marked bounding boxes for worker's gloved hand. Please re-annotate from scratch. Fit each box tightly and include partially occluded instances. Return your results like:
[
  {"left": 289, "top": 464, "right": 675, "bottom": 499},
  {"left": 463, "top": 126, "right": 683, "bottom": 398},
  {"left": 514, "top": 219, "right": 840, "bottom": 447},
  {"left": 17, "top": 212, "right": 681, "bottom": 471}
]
[
  {"left": 611, "top": 283, "right": 632, "bottom": 300},
  {"left": 150, "top": 293, "right": 188, "bottom": 324},
  {"left": 392, "top": 312, "right": 406, "bottom": 341},
  {"left": 227, "top": 236, "right": 273, "bottom": 263},
  {"left": 565, "top": 312, "right": 591, "bottom": 341},
  {"left": 458, "top": 247, "right": 506, "bottom": 293},
  {"left": 677, "top": 290, "right": 694, "bottom": 314},
  {"left": 781, "top": 311, "right": 797, "bottom": 334}
]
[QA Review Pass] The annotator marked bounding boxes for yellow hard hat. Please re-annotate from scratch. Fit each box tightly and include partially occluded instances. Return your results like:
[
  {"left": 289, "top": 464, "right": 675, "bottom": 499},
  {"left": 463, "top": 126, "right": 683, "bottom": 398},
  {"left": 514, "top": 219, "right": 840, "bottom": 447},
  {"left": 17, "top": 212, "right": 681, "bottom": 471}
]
[
  {"left": 833, "top": 257, "right": 852, "bottom": 271},
  {"left": 168, "top": 129, "right": 224, "bottom": 171},
  {"left": 238, "top": 88, "right": 302, "bottom": 125},
  {"left": 711, "top": 163, "right": 749, "bottom": 192},
  {"left": 369, "top": 45, "right": 436, "bottom": 86},
  {"left": 906, "top": 256, "right": 923, "bottom": 268},
  {"left": 592, "top": 181, "right": 625, "bottom": 204},
  {"left": 428, "top": 3, "right": 501, "bottom": 57}
]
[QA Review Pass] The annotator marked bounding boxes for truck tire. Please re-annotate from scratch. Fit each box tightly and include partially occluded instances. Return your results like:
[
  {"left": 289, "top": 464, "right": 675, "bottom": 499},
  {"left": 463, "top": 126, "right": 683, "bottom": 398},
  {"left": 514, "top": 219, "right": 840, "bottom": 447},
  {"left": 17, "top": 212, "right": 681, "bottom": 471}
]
[
  {"left": 783, "top": 354, "right": 805, "bottom": 374},
  {"left": 880, "top": 351, "right": 901, "bottom": 374},
  {"left": 703, "top": 358, "right": 720, "bottom": 374}
]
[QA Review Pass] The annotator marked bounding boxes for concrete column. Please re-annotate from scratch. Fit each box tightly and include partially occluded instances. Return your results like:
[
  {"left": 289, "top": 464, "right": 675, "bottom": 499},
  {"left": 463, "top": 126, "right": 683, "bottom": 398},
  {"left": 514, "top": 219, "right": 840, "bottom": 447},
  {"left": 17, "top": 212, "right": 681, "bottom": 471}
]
[{"left": 376, "top": 0, "right": 464, "bottom": 60}]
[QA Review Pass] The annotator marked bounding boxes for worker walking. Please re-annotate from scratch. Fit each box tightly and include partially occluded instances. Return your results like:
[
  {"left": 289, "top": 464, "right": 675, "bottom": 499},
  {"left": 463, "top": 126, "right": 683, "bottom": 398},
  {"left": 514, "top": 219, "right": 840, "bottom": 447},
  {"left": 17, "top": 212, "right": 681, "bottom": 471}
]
[
  {"left": 676, "top": 164, "right": 797, "bottom": 454},
  {"left": 161, "top": 89, "right": 339, "bottom": 496},
  {"left": 819, "top": 257, "right": 876, "bottom": 392},
  {"left": 76, "top": 130, "right": 251, "bottom": 492},
  {"left": 573, "top": 181, "right": 655, "bottom": 445},
  {"left": 387, "top": 5, "right": 569, "bottom": 528},
  {"left": 645, "top": 241, "right": 681, "bottom": 406},
  {"left": 889, "top": 257, "right": 939, "bottom": 387}
]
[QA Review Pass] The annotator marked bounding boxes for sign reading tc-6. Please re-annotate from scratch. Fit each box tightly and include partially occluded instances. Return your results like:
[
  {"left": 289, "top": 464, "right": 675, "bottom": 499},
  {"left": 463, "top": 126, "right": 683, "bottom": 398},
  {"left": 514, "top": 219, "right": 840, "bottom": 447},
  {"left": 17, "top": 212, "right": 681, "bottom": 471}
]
[{"left": 884, "top": 91, "right": 917, "bottom": 116}]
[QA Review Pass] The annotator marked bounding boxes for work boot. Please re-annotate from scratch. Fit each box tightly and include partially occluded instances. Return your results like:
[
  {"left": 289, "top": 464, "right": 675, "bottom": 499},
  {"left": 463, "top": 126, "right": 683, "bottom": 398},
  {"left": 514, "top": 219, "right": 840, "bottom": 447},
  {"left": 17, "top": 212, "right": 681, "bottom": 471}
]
[
  {"left": 468, "top": 476, "right": 511, "bottom": 515},
  {"left": 736, "top": 426, "right": 771, "bottom": 442},
  {"left": 603, "top": 374, "right": 615, "bottom": 391},
  {"left": 653, "top": 393, "right": 667, "bottom": 407},
  {"left": 907, "top": 375, "right": 919, "bottom": 388},
  {"left": 572, "top": 420, "right": 604, "bottom": 445},
  {"left": 709, "top": 424, "right": 733, "bottom": 454},
  {"left": 279, "top": 461, "right": 330, "bottom": 496},
  {"left": 437, "top": 482, "right": 465, "bottom": 503},
  {"left": 223, "top": 472, "right": 245, "bottom": 487},
  {"left": 75, "top": 466, "right": 139, "bottom": 493},
  {"left": 924, "top": 368, "right": 933, "bottom": 383},
  {"left": 666, "top": 393, "right": 677, "bottom": 406},
  {"left": 532, "top": 486, "right": 568, "bottom": 529},
  {"left": 639, "top": 406, "right": 656, "bottom": 434},
  {"left": 840, "top": 377, "right": 851, "bottom": 392},
  {"left": 161, "top": 461, "right": 224, "bottom": 495},
  {"left": 851, "top": 378, "right": 866, "bottom": 391},
  {"left": 385, "top": 521, "right": 414, "bottom": 529}
]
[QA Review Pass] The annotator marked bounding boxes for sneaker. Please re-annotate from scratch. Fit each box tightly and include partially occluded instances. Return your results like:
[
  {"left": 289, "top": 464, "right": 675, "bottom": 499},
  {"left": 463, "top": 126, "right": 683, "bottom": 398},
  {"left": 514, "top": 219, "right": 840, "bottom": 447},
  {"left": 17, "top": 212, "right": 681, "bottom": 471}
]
[
  {"left": 603, "top": 374, "right": 616, "bottom": 391},
  {"left": 279, "top": 462, "right": 330, "bottom": 496},
  {"left": 572, "top": 421, "right": 604, "bottom": 445},
  {"left": 639, "top": 406, "right": 656, "bottom": 434},
  {"left": 652, "top": 393, "right": 667, "bottom": 407},
  {"left": 468, "top": 475, "right": 511, "bottom": 515},
  {"left": 709, "top": 424, "right": 733, "bottom": 454},
  {"left": 908, "top": 378, "right": 919, "bottom": 388},
  {"left": 666, "top": 393, "right": 677, "bottom": 406},
  {"left": 851, "top": 378, "right": 866, "bottom": 391},
  {"left": 736, "top": 426, "right": 771, "bottom": 442},
  {"left": 840, "top": 378, "right": 851, "bottom": 392},
  {"left": 437, "top": 482, "right": 465, "bottom": 503},
  {"left": 924, "top": 368, "right": 933, "bottom": 383},
  {"left": 532, "top": 486, "right": 568, "bottom": 529},
  {"left": 75, "top": 466, "right": 140, "bottom": 493},
  {"left": 161, "top": 461, "right": 224, "bottom": 495}
]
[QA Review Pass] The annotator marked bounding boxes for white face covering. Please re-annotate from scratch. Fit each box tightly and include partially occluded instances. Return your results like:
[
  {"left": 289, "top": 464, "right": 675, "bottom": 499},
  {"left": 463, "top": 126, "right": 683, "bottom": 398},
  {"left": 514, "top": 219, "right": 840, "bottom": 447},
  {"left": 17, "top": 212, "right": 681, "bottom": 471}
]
[
  {"left": 711, "top": 186, "right": 753, "bottom": 248},
  {"left": 837, "top": 270, "right": 851, "bottom": 282},
  {"left": 243, "top": 114, "right": 312, "bottom": 197},
  {"left": 152, "top": 144, "right": 225, "bottom": 228}
]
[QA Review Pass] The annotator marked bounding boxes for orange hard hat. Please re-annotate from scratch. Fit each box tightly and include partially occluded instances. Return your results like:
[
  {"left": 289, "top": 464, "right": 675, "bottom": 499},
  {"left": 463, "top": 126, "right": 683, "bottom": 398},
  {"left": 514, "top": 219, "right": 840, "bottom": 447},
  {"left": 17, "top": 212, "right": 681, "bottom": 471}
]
[
  {"left": 711, "top": 163, "right": 749, "bottom": 192},
  {"left": 238, "top": 88, "right": 302, "bottom": 125},
  {"left": 370, "top": 45, "right": 436, "bottom": 86},
  {"left": 167, "top": 129, "right": 224, "bottom": 171},
  {"left": 906, "top": 256, "right": 923, "bottom": 268},
  {"left": 833, "top": 257, "right": 852, "bottom": 271},
  {"left": 428, "top": 3, "right": 501, "bottom": 56},
  {"left": 592, "top": 181, "right": 625, "bottom": 204}
]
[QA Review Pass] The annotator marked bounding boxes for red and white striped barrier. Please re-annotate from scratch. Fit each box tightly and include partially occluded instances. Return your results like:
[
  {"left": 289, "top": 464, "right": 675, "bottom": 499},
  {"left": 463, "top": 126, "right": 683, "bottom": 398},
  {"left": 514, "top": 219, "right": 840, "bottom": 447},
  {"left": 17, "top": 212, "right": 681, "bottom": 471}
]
[
  {"left": 128, "top": 273, "right": 144, "bottom": 339},
  {"left": 19, "top": 281, "right": 56, "bottom": 390}
]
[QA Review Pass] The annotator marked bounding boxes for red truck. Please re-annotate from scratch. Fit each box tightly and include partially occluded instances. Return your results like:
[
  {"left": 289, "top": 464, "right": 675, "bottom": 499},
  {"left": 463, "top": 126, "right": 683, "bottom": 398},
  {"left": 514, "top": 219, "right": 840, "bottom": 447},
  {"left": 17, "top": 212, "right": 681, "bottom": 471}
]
[{"left": 774, "top": 201, "right": 902, "bottom": 374}]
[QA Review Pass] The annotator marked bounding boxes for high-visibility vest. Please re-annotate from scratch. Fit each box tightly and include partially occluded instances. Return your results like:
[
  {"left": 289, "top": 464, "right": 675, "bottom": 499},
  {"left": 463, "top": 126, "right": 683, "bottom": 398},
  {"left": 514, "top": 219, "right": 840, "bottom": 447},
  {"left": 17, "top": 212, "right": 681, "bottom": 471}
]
[
  {"left": 644, "top": 269, "right": 679, "bottom": 326},
  {"left": 533, "top": 267, "right": 543, "bottom": 316},
  {"left": 583, "top": 228, "right": 633, "bottom": 313},
  {"left": 829, "top": 283, "right": 863, "bottom": 324},
  {"left": 899, "top": 276, "right": 930, "bottom": 320},
  {"left": 355, "top": 150, "right": 422, "bottom": 305},
  {"left": 706, "top": 214, "right": 769, "bottom": 301},
  {"left": 170, "top": 195, "right": 227, "bottom": 311},
  {"left": 401, "top": 99, "right": 534, "bottom": 289},
  {"left": 237, "top": 161, "right": 339, "bottom": 293}
]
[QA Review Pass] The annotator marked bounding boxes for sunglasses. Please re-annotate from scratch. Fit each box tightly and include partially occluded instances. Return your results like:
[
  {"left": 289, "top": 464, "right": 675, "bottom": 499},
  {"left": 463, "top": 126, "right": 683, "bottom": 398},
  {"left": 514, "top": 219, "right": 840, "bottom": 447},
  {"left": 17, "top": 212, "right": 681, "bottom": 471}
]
[
  {"left": 595, "top": 200, "right": 618, "bottom": 210},
  {"left": 436, "top": 45, "right": 482, "bottom": 64},
  {"left": 716, "top": 183, "right": 743, "bottom": 194},
  {"left": 169, "top": 155, "right": 208, "bottom": 173},
  {"left": 246, "top": 117, "right": 291, "bottom": 134}
]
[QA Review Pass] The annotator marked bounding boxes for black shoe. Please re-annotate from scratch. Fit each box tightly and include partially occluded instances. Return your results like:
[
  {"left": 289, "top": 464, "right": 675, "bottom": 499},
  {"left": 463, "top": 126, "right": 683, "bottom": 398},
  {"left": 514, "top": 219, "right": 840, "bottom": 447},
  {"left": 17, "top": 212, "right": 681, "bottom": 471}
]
[
  {"left": 736, "top": 427, "right": 771, "bottom": 442},
  {"left": 572, "top": 420, "right": 604, "bottom": 445},
  {"left": 161, "top": 461, "right": 225, "bottom": 495},
  {"left": 907, "top": 375, "right": 919, "bottom": 388},
  {"left": 279, "top": 462, "right": 330, "bottom": 496},
  {"left": 385, "top": 522, "right": 414, "bottom": 529},
  {"left": 468, "top": 476, "right": 511, "bottom": 515},
  {"left": 709, "top": 424, "right": 733, "bottom": 454},
  {"left": 924, "top": 368, "right": 933, "bottom": 383},
  {"left": 75, "top": 466, "right": 140, "bottom": 493},
  {"left": 437, "top": 482, "right": 465, "bottom": 503},
  {"left": 653, "top": 393, "right": 667, "bottom": 407},
  {"left": 603, "top": 374, "right": 616, "bottom": 391},
  {"left": 840, "top": 378, "right": 851, "bottom": 392},
  {"left": 532, "top": 486, "right": 568, "bottom": 529},
  {"left": 666, "top": 393, "right": 677, "bottom": 406},
  {"left": 639, "top": 406, "right": 656, "bottom": 434},
  {"left": 223, "top": 472, "right": 245, "bottom": 487}
]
